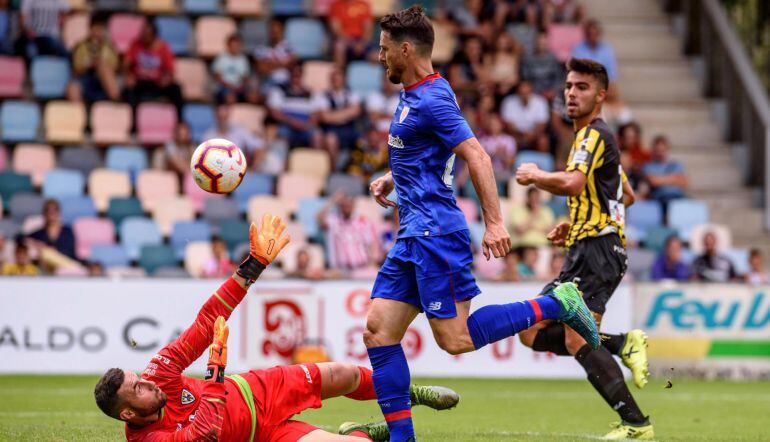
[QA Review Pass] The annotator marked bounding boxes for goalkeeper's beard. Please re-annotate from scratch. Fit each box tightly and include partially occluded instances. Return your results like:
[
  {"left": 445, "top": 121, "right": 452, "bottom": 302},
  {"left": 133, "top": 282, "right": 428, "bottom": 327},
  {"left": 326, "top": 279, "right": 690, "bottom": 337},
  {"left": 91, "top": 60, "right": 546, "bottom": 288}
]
[{"left": 139, "top": 389, "right": 168, "bottom": 418}]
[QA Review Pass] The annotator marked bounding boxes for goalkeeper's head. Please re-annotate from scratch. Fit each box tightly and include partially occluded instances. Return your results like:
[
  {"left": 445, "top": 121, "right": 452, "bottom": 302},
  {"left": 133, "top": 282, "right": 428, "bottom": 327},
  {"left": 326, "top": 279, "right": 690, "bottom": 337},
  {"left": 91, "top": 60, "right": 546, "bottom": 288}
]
[{"left": 94, "top": 368, "right": 168, "bottom": 423}]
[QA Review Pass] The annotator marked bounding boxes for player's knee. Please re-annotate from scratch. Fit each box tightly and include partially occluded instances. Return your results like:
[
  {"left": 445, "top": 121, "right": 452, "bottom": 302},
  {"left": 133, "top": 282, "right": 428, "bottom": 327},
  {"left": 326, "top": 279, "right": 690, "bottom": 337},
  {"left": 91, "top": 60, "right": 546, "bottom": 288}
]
[
  {"left": 564, "top": 328, "right": 587, "bottom": 355},
  {"left": 518, "top": 329, "right": 536, "bottom": 348},
  {"left": 435, "top": 335, "right": 471, "bottom": 355}
]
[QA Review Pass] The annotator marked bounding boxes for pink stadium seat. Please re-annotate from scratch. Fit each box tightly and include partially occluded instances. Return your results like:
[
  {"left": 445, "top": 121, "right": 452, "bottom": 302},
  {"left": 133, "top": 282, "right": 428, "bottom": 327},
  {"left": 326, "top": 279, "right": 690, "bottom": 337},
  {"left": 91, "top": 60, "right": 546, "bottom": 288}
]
[
  {"left": 63, "top": 12, "right": 90, "bottom": 50},
  {"left": 109, "top": 14, "right": 146, "bottom": 54},
  {"left": 0, "top": 56, "right": 26, "bottom": 98},
  {"left": 137, "top": 103, "right": 177, "bottom": 145},
  {"left": 12, "top": 144, "right": 56, "bottom": 187},
  {"left": 474, "top": 251, "right": 505, "bottom": 280},
  {"left": 44, "top": 101, "right": 86, "bottom": 144},
  {"left": 301, "top": 61, "right": 335, "bottom": 93},
  {"left": 88, "top": 169, "right": 132, "bottom": 211},
  {"left": 456, "top": 197, "right": 479, "bottom": 224},
  {"left": 195, "top": 16, "right": 237, "bottom": 58},
  {"left": 312, "top": 0, "right": 335, "bottom": 15},
  {"left": 175, "top": 58, "right": 209, "bottom": 101},
  {"left": 183, "top": 172, "right": 222, "bottom": 212},
  {"left": 277, "top": 173, "right": 324, "bottom": 205},
  {"left": 229, "top": 104, "right": 265, "bottom": 135},
  {"left": 548, "top": 24, "right": 583, "bottom": 62},
  {"left": 226, "top": 0, "right": 262, "bottom": 16},
  {"left": 91, "top": 102, "right": 132, "bottom": 145},
  {"left": 73, "top": 217, "right": 116, "bottom": 260},
  {"left": 136, "top": 169, "right": 179, "bottom": 212},
  {"left": 184, "top": 241, "right": 213, "bottom": 278}
]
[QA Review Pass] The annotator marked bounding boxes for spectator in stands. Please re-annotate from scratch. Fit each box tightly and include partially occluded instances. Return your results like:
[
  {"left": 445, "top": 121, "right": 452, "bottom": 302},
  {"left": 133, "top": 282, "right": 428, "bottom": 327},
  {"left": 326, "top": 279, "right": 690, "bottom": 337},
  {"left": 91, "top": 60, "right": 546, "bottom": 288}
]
[
  {"left": 287, "top": 248, "right": 325, "bottom": 280},
  {"left": 346, "top": 127, "right": 388, "bottom": 182},
  {"left": 317, "top": 67, "right": 363, "bottom": 167},
  {"left": 267, "top": 64, "right": 323, "bottom": 149},
  {"left": 253, "top": 19, "right": 296, "bottom": 89},
  {"left": 27, "top": 199, "right": 75, "bottom": 260},
  {"left": 202, "top": 105, "right": 264, "bottom": 167},
  {"left": 479, "top": 114, "right": 517, "bottom": 183},
  {"left": 365, "top": 72, "right": 400, "bottom": 133},
  {"left": 2, "top": 242, "right": 38, "bottom": 276},
  {"left": 693, "top": 231, "right": 738, "bottom": 282},
  {"left": 69, "top": 16, "right": 120, "bottom": 102},
  {"left": 507, "top": 3, "right": 538, "bottom": 54},
  {"left": 329, "top": 0, "right": 374, "bottom": 65},
  {"left": 496, "top": 251, "right": 521, "bottom": 282},
  {"left": 0, "top": 0, "right": 12, "bottom": 54},
  {"left": 500, "top": 80, "right": 549, "bottom": 149},
  {"left": 201, "top": 236, "right": 235, "bottom": 278},
  {"left": 746, "top": 249, "right": 769, "bottom": 285},
  {"left": 447, "top": 36, "right": 489, "bottom": 100},
  {"left": 317, "top": 190, "right": 380, "bottom": 271},
  {"left": 88, "top": 261, "right": 104, "bottom": 277},
  {"left": 508, "top": 187, "right": 555, "bottom": 247},
  {"left": 521, "top": 32, "right": 563, "bottom": 101},
  {"left": 484, "top": 32, "right": 520, "bottom": 97},
  {"left": 212, "top": 34, "right": 257, "bottom": 105},
  {"left": 547, "top": 250, "right": 566, "bottom": 280},
  {"left": 16, "top": 0, "right": 69, "bottom": 58},
  {"left": 123, "top": 21, "right": 183, "bottom": 115},
  {"left": 571, "top": 19, "right": 618, "bottom": 83},
  {"left": 552, "top": 0, "right": 586, "bottom": 23},
  {"left": 617, "top": 122, "right": 650, "bottom": 187},
  {"left": 163, "top": 122, "right": 195, "bottom": 177},
  {"left": 516, "top": 246, "right": 538, "bottom": 280},
  {"left": 643, "top": 135, "right": 688, "bottom": 208},
  {"left": 650, "top": 235, "right": 691, "bottom": 281}
]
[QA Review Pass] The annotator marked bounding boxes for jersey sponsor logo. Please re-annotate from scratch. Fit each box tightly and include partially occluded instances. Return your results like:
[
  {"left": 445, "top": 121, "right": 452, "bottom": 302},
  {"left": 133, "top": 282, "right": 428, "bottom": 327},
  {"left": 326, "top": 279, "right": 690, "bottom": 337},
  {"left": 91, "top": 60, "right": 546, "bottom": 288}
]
[
  {"left": 571, "top": 149, "right": 589, "bottom": 165},
  {"left": 398, "top": 106, "right": 410, "bottom": 123},
  {"left": 299, "top": 364, "right": 313, "bottom": 384},
  {"left": 152, "top": 354, "right": 171, "bottom": 365},
  {"left": 388, "top": 134, "right": 404, "bottom": 149},
  {"left": 428, "top": 301, "right": 442, "bottom": 311},
  {"left": 181, "top": 389, "right": 196, "bottom": 405}
]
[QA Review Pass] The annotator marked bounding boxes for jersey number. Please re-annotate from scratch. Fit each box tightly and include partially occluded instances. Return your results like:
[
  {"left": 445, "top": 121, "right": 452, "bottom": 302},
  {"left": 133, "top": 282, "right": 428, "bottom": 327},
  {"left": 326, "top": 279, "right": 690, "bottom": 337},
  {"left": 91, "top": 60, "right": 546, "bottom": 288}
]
[{"left": 442, "top": 154, "right": 456, "bottom": 187}]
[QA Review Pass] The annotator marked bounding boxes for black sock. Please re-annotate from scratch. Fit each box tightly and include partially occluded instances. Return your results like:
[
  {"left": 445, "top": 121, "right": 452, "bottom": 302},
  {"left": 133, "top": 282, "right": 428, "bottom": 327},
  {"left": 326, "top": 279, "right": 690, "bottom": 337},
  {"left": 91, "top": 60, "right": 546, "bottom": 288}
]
[
  {"left": 575, "top": 344, "right": 647, "bottom": 424},
  {"left": 600, "top": 333, "right": 626, "bottom": 355},
  {"left": 532, "top": 324, "right": 570, "bottom": 356}
]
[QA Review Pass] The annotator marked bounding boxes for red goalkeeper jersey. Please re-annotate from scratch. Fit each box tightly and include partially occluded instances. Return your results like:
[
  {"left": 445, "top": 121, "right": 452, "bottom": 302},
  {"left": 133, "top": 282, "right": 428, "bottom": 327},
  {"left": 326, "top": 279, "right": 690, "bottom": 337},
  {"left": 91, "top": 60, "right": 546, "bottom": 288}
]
[{"left": 125, "top": 278, "right": 252, "bottom": 442}]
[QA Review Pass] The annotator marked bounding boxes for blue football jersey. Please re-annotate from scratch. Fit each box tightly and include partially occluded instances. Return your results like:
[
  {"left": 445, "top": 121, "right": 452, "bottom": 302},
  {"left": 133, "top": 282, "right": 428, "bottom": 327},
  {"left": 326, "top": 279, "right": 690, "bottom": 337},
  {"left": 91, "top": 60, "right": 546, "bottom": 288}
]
[{"left": 387, "top": 73, "right": 475, "bottom": 238}]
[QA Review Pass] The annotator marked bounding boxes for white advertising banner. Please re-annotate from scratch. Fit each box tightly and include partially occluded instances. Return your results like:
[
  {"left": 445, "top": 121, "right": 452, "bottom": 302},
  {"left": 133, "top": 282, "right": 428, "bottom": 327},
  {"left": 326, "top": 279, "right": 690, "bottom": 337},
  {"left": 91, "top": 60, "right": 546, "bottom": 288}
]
[{"left": 0, "top": 278, "right": 632, "bottom": 377}]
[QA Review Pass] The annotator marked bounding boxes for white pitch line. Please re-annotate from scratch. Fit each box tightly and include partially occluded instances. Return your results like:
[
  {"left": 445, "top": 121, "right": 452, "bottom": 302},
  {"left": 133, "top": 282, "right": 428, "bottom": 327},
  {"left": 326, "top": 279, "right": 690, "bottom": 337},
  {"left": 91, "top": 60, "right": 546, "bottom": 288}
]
[{"left": 0, "top": 411, "right": 102, "bottom": 418}]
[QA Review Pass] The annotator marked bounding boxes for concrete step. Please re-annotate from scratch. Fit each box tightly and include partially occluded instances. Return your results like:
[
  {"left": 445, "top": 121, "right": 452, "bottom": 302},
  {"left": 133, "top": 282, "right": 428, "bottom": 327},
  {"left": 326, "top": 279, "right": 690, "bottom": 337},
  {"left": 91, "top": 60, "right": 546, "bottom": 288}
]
[
  {"left": 639, "top": 121, "right": 723, "bottom": 146},
  {"left": 670, "top": 149, "right": 732, "bottom": 169},
  {"left": 691, "top": 189, "right": 755, "bottom": 211},
  {"left": 688, "top": 167, "right": 744, "bottom": 191},
  {"left": 619, "top": 61, "right": 694, "bottom": 80},
  {"left": 622, "top": 79, "right": 702, "bottom": 103},
  {"left": 632, "top": 104, "right": 713, "bottom": 124},
  {"left": 581, "top": 0, "right": 666, "bottom": 20},
  {"left": 604, "top": 20, "right": 672, "bottom": 38},
  {"left": 710, "top": 208, "right": 764, "bottom": 233}
]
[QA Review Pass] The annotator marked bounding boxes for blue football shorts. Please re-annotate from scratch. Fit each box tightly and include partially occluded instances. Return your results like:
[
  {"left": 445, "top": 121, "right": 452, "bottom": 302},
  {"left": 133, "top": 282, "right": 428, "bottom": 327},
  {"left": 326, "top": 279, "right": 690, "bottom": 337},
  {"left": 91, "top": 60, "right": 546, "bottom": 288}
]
[{"left": 371, "top": 229, "right": 481, "bottom": 319}]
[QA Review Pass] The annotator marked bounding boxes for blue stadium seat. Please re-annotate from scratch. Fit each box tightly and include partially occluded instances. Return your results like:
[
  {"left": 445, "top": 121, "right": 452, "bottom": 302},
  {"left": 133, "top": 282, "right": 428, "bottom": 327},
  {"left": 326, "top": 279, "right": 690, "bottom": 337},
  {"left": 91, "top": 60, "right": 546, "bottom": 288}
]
[
  {"left": 120, "top": 216, "right": 162, "bottom": 260},
  {"left": 0, "top": 171, "right": 33, "bottom": 210},
  {"left": 1, "top": 101, "right": 40, "bottom": 142},
  {"left": 724, "top": 248, "right": 750, "bottom": 276},
  {"left": 218, "top": 219, "right": 249, "bottom": 254},
  {"left": 285, "top": 18, "right": 327, "bottom": 59},
  {"left": 107, "top": 197, "right": 145, "bottom": 226},
  {"left": 156, "top": 16, "right": 191, "bottom": 55},
  {"left": 182, "top": 104, "right": 215, "bottom": 143},
  {"left": 43, "top": 169, "right": 85, "bottom": 199},
  {"left": 59, "top": 196, "right": 97, "bottom": 225},
  {"left": 546, "top": 196, "right": 568, "bottom": 219},
  {"left": 171, "top": 220, "right": 212, "bottom": 259},
  {"left": 296, "top": 197, "right": 326, "bottom": 240},
  {"left": 627, "top": 200, "right": 663, "bottom": 234},
  {"left": 59, "top": 147, "right": 101, "bottom": 177},
  {"left": 9, "top": 193, "right": 44, "bottom": 222},
  {"left": 0, "top": 219, "right": 21, "bottom": 239},
  {"left": 468, "top": 221, "right": 485, "bottom": 251},
  {"left": 628, "top": 248, "right": 656, "bottom": 281},
  {"left": 31, "top": 57, "right": 70, "bottom": 99},
  {"left": 644, "top": 226, "right": 678, "bottom": 254},
  {"left": 203, "top": 197, "right": 240, "bottom": 225},
  {"left": 90, "top": 244, "right": 130, "bottom": 268},
  {"left": 233, "top": 173, "right": 274, "bottom": 212},
  {"left": 272, "top": 0, "right": 305, "bottom": 16},
  {"left": 326, "top": 173, "right": 364, "bottom": 196},
  {"left": 139, "top": 244, "right": 178, "bottom": 275},
  {"left": 668, "top": 199, "right": 709, "bottom": 239},
  {"left": 347, "top": 62, "right": 383, "bottom": 96},
  {"left": 240, "top": 19, "right": 268, "bottom": 53},
  {"left": 183, "top": 0, "right": 220, "bottom": 14},
  {"left": 514, "top": 151, "right": 555, "bottom": 172},
  {"left": 106, "top": 146, "right": 148, "bottom": 182}
]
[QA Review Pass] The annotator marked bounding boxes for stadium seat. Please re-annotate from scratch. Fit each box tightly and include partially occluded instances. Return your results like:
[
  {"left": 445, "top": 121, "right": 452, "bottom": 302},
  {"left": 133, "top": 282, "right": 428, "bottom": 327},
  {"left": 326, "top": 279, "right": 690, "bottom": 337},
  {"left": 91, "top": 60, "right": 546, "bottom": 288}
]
[
  {"left": 139, "top": 244, "right": 178, "bottom": 275},
  {"left": 202, "top": 197, "right": 239, "bottom": 225},
  {"left": 353, "top": 196, "right": 384, "bottom": 222},
  {"left": 628, "top": 248, "right": 657, "bottom": 281},
  {"left": 247, "top": 195, "right": 290, "bottom": 224},
  {"left": 0, "top": 172, "right": 33, "bottom": 210},
  {"left": 724, "top": 248, "right": 750, "bottom": 276},
  {"left": 67, "top": 0, "right": 88, "bottom": 10},
  {"left": 432, "top": 21, "right": 457, "bottom": 64},
  {"left": 44, "top": 101, "right": 86, "bottom": 144},
  {"left": 548, "top": 24, "right": 583, "bottom": 62},
  {"left": 136, "top": 170, "right": 179, "bottom": 212},
  {"left": 547, "top": 196, "right": 568, "bottom": 219},
  {"left": 171, "top": 220, "right": 212, "bottom": 259},
  {"left": 514, "top": 151, "right": 555, "bottom": 172},
  {"left": 668, "top": 199, "right": 709, "bottom": 239},
  {"left": 154, "top": 266, "right": 190, "bottom": 278},
  {"left": 120, "top": 216, "right": 163, "bottom": 260},
  {"left": 285, "top": 221, "right": 308, "bottom": 245},
  {"left": 91, "top": 102, "right": 132, "bottom": 145},
  {"left": 347, "top": 62, "right": 383, "bottom": 96},
  {"left": 288, "top": 148, "right": 331, "bottom": 181},
  {"left": 183, "top": 0, "right": 220, "bottom": 14},
  {"left": 137, "top": 102, "right": 177, "bottom": 145},
  {"left": 301, "top": 61, "right": 335, "bottom": 93},
  {"left": 183, "top": 172, "right": 222, "bottom": 212},
  {"left": 278, "top": 242, "right": 325, "bottom": 274},
  {"left": 229, "top": 104, "right": 266, "bottom": 135},
  {"left": 107, "top": 197, "right": 145, "bottom": 226},
  {"left": 232, "top": 172, "right": 274, "bottom": 212},
  {"left": 31, "top": 57, "right": 70, "bottom": 99},
  {"left": 296, "top": 197, "right": 326, "bottom": 239},
  {"left": 106, "top": 146, "right": 148, "bottom": 182},
  {"left": 62, "top": 12, "right": 90, "bottom": 50},
  {"left": 9, "top": 193, "right": 44, "bottom": 222},
  {"left": 59, "top": 195, "right": 97, "bottom": 225},
  {"left": 195, "top": 16, "right": 237, "bottom": 58},
  {"left": 240, "top": 19, "right": 268, "bottom": 53},
  {"left": 139, "top": 0, "right": 176, "bottom": 14},
  {"left": 1, "top": 101, "right": 40, "bottom": 142},
  {"left": 59, "top": 147, "right": 101, "bottom": 177},
  {"left": 155, "top": 16, "right": 191, "bottom": 55},
  {"left": 627, "top": 200, "right": 663, "bottom": 233},
  {"left": 218, "top": 219, "right": 249, "bottom": 253},
  {"left": 73, "top": 217, "right": 115, "bottom": 260},
  {"left": 271, "top": 0, "right": 305, "bottom": 16},
  {"left": 183, "top": 104, "right": 215, "bottom": 143},
  {"left": 277, "top": 173, "right": 324, "bottom": 206},
  {"left": 96, "top": 0, "right": 132, "bottom": 10},
  {"left": 644, "top": 225, "right": 678, "bottom": 254},
  {"left": 227, "top": 0, "right": 262, "bottom": 16},
  {"left": 175, "top": 58, "right": 209, "bottom": 101},
  {"left": 43, "top": 169, "right": 85, "bottom": 200},
  {"left": 109, "top": 14, "right": 146, "bottom": 53},
  {"left": 285, "top": 18, "right": 327, "bottom": 59},
  {"left": 0, "top": 56, "right": 26, "bottom": 98},
  {"left": 88, "top": 169, "right": 132, "bottom": 212},
  {"left": 456, "top": 197, "right": 480, "bottom": 224},
  {"left": 90, "top": 244, "right": 130, "bottom": 268},
  {"left": 474, "top": 250, "right": 505, "bottom": 280},
  {"left": 369, "top": 0, "right": 396, "bottom": 16},
  {"left": 690, "top": 223, "right": 732, "bottom": 254},
  {"left": 312, "top": 0, "right": 334, "bottom": 15},
  {"left": 152, "top": 196, "right": 195, "bottom": 236},
  {"left": 12, "top": 144, "right": 55, "bottom": 187},
  {"left": 0, "top": 219, "right": 21, "bottom": 238},
  {"left": 326, "top": 173, "right": 364, "bottom": 196},
  {"left": 184, "top": 241, "right": 214, "bottom": 277},
  {"left": 0, "top": 145, "right": 6, "bottom": 170}
]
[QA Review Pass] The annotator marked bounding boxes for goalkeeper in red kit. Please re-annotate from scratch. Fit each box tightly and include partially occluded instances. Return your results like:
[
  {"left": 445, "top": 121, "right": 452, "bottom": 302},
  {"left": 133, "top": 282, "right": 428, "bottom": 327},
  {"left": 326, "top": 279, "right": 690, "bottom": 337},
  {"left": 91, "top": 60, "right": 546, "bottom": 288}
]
[{"left": 94, "top": 214, "right": 458, "bottom": 441}]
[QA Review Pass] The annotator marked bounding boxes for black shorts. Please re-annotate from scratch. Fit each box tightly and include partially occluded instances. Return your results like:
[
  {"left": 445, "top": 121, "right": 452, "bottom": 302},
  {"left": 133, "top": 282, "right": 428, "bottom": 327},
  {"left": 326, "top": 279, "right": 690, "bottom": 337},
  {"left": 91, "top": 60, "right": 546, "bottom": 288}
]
[{"left": 539, "top": 233, "right": 628, "bottom": 315}]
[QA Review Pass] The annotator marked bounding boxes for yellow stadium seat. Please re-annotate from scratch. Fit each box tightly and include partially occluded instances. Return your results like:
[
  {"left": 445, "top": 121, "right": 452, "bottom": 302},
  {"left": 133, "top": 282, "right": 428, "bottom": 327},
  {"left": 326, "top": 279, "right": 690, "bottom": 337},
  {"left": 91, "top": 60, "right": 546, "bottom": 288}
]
[
  {"left": 195, "top": 16, "right": 237, "bottom": 58},
  {"left": 287, "top": 148, "right": 331, "bottom": 181},
  {"left": 175, "top": 58, "right": 209, "bottom": 101},
  {"left": 152, "top": 196, "right": 195, "bottom": 236},
  {"left": 301, "top": 61, "right": 335, "bottom": 93},
  {"left": 67, "top": 0, "right": 88, "bottom": 11},
  {"left": 226, "top": 0, "right": 262, "bottom": 16},
  {"left": 12, "top": 143, "right": 55, "bottom": 187},
  {"left": 138, "top": 0, "right": 176, "bottom": 13},
  {"left": 432, "top": 21, "right": 457, "bottom": 65},
  {"left": 88, "top": 169, "right": 132, "bottom": 212},
  {"left": 229, "top": 104, "right": 266, "bottom": 135},
  {"left": 277, "top": 173, "right": 324, "bottom": 206},
  {"left": 136, "top": 170, "right": 179, "bottom": 212},
  {"left": 91, "top": 101, "right": 132, "bottom": 145},
  {"left": 44, "top": 101, "right": 86, "bottom": 144},
  {"left": 369, "top": 0, "right": 396, "bottom": 17}
]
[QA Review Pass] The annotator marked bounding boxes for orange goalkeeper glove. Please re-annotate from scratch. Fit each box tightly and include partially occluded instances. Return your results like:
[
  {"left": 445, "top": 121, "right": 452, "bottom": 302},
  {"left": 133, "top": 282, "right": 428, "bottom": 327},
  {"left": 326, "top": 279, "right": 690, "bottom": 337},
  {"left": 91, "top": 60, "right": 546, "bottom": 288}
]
[
  {"left": 205, "top": 316, "right": 229, "bottom": 383},
  {"left": 236, "top": 214, "right": 291, "bottom": 285}
]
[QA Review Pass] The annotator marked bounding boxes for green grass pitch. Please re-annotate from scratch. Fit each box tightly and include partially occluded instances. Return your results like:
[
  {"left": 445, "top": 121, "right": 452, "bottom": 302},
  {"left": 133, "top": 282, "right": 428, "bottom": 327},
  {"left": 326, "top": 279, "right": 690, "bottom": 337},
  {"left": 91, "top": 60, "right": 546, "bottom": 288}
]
[{"left": 0, "top": 375, "right": 768, "bottom": 441}]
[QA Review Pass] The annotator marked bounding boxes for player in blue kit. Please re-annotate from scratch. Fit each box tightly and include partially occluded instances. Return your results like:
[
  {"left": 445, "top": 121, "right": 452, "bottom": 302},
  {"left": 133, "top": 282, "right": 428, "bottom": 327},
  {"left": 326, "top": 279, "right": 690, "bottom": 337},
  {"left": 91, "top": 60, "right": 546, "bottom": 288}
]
[{"left": 344, "top": 6, "right": 601, "bottom": 441}]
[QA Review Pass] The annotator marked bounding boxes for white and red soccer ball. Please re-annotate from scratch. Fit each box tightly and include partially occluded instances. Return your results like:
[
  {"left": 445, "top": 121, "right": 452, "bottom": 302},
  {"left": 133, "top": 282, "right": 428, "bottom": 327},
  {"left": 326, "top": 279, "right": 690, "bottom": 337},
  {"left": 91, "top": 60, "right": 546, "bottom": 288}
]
[{"left": 190, "top": 138, "right": 247, "bottom": 194}]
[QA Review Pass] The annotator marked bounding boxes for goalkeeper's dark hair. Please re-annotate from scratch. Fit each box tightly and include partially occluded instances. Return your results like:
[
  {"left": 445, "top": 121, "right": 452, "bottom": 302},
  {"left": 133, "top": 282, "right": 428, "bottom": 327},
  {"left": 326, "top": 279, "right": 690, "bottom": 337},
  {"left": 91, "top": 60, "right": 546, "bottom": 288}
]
[
  {"left": 94, "top": 368, "right": 125, "bottom": 419},
  {"left": 566, "top": 57, "right": 609, "bottom": 91},
  {"left": 380, "top": 5, "right": 434, "bottom": 56}
]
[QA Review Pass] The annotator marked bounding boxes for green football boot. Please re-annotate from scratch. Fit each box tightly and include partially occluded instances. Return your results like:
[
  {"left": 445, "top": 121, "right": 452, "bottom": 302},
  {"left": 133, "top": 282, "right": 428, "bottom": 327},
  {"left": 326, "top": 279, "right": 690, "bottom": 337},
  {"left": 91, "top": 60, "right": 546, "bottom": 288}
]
[
  {"left": 548, "top": 282, "right": 600, "bottom": 349},
  {"left": 409, "top": 384, "right": 460, "bottom": 410},
  {"left": 338, "top": 421, "right": 390, "bottom": 441}
]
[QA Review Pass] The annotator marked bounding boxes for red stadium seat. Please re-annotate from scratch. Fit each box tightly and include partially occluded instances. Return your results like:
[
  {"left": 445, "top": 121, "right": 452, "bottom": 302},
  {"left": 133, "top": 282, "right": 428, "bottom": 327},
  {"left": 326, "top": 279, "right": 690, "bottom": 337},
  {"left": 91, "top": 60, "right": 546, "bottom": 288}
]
[
  {"left": 73, "top": 217, "right": 116, "bottom": 260},
  {"left": 548, "top": 24, "right": 583, "bottom": 62},
  {"left": 109, "top": 14, "right": 146, "bottom": 54},
  {"left": 137, "top": 102, "right": 177, "bottom": 145},
  {"left": 91, "top": 102, "right": 132, "bottom": 145},
  {"left": 0, "top": 56, "right": 25, "bottom": 98}
]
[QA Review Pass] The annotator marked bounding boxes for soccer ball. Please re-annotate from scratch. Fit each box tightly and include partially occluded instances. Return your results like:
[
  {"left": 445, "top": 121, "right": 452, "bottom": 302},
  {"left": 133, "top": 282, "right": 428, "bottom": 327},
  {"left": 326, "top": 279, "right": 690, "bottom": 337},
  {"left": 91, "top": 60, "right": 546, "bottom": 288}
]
[{"left": 190, "top": 138, "right": 247, "bottom": 194}]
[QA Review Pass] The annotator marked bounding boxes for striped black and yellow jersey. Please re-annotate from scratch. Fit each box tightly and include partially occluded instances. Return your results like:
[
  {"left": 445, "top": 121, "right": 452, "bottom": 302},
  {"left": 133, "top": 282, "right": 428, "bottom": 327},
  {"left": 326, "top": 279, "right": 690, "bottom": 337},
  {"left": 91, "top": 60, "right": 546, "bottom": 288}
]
[{"left": 565, "top": 118, "right": 626, "bottom": 247}]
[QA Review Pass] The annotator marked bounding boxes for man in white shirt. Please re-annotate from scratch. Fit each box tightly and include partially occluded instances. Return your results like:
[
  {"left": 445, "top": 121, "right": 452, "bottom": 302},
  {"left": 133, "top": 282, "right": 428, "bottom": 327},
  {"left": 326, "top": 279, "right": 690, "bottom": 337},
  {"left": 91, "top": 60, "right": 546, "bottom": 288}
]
[
  {"left": 18, "top": 0, "right": 69, "bottom": 57},
  {"left": 500, "top": 80, "right": 550, "bottom": 149}
]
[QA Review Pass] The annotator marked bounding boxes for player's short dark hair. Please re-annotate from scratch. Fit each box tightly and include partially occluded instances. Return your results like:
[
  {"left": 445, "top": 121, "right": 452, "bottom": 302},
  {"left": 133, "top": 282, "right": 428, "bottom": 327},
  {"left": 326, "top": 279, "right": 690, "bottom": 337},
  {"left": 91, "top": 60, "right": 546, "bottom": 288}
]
[
  {"left": 380, "top": 5, "right": 434, "bottom": 56},
  {"left": 566, "top": 57, "right": 609, "bottom": 91},
  {"left": 94, "top": 368, "right": 125, "bottom": 419}
]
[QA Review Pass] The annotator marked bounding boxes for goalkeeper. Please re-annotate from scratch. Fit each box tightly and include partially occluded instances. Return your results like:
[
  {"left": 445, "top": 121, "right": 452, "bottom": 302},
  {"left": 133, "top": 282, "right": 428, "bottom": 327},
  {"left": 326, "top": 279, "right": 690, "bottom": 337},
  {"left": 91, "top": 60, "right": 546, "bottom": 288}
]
[{"left": 94, "top": 214, "right": 458, "bottom": 441}]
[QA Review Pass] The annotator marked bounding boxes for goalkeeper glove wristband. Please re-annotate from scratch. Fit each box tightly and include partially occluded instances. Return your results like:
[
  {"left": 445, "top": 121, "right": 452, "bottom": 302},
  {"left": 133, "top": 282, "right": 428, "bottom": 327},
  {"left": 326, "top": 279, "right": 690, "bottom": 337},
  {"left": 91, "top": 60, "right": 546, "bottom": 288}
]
[
  {"left": 205, "top": 365, "right": 226, "bottom": 383},
  {"left": 236, "top": 256, "right": 266, "bottom": 286}
]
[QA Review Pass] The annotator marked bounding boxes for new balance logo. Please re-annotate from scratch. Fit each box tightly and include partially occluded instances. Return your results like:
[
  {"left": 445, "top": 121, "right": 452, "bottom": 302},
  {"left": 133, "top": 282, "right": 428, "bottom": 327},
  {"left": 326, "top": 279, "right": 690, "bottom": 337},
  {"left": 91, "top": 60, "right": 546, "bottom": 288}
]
[
  {"left": 388, "top": 134, "right": 404, "bottom": 149},
  {"left": 428, "top": 302, "right": 442, "bottom": 311}
]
